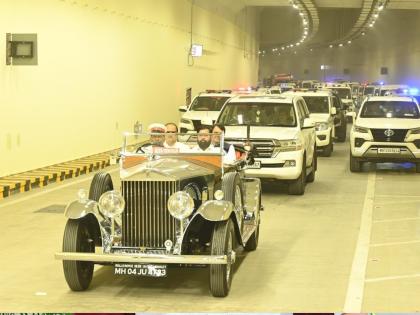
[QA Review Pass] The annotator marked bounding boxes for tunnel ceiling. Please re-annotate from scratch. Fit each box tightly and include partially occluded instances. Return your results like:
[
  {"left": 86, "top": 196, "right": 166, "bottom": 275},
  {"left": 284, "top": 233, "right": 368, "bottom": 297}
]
[{"left": 194, "top": 0, "right": 420, "bottom": 52}]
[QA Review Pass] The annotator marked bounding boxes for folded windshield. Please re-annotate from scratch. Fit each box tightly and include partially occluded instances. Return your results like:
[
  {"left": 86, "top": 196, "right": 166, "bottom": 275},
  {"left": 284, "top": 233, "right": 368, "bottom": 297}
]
[
  {"left": 360, "top": 101, "right": 420, "bottom": 118},
  {"left": 123, "top": 132, "right": 225, "bottom": 155},
  {"left": 217, "top": 102, "right": 297, "bottom": 127}
]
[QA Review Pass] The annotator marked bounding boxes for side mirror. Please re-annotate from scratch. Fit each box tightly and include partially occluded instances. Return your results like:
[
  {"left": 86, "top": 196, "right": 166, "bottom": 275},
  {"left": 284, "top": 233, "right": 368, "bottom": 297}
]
[
  {"left": 302, "top": 118, "right": 315, "bottom": 129},
  {"left": 178, "top": 105, "right": 188, "bottom": 113},
  {"left": 331, "top": 107, "right": 337, "bottom": 115}
]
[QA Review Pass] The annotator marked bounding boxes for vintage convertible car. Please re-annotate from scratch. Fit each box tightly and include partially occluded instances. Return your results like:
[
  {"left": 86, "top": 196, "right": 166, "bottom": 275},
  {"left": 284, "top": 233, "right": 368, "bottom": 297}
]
[{"left": 55, "top": 132, "right": 262, "bottom": 297}]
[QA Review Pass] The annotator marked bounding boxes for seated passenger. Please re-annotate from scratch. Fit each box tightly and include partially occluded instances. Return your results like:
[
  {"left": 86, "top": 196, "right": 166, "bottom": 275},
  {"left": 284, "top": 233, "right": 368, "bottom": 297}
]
[
  {"left": 191, "top": 125, "right": 219, "bottom": 153},
  {"left": 164, "top": 122, "right": 189, "bottom": 150},
  {"left": 212, "top": 124, "right": 236, "bottom": 163}
]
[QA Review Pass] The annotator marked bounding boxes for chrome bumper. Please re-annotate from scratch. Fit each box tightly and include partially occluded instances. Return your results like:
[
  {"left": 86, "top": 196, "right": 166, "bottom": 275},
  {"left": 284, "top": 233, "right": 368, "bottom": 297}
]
[{"left": 55, "top": 252, "right": 228, "bottom": 265}]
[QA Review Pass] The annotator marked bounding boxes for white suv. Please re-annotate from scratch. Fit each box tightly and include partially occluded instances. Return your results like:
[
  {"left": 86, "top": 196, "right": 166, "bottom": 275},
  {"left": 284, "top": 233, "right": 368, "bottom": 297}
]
[
  {"left": 179, "top": 92, "right": 233, "bottom": 133},
  {"left": 283, "top": 90, "right": 337, "bottom": 156},
  {"left": 217, "top": 95, "right": 317, "bottom": 195},
  {"left": 350, "top": 96, "right": 420, "bottom": 172},
  {"left": 322, "top": 83, "right": 356, "bottom": 122}
]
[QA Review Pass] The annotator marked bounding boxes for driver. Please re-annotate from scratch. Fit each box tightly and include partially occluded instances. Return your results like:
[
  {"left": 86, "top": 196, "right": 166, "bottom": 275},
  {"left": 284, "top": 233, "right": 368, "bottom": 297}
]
[{"left": 148, "top": 123, "right": 166, "bottom": 146}]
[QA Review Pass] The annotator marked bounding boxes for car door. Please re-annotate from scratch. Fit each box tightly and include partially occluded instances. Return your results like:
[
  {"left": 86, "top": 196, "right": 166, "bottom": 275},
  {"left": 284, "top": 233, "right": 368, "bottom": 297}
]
[
  {"left": 296, "top": 99, "right": 314, "bottom": 165},
  {"left": 329, "top": 97, "right": 336, "bottom": 137},
  {"left": 301, "top": 99, "right": 315, "bottom": 163},
  {"left": 332, "top": 96, "right": 343, "bottom": 127}
]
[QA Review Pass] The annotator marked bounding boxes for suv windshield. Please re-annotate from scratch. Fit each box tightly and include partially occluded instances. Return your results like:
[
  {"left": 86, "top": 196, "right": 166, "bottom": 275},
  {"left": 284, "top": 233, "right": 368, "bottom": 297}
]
[
  {"left": 364, "top": 87, "right": 375, "bottom": 95},
  {"left": 190, "top": 96, "right": 230, "bottom": 111},
  {"left": 329, "top": 88, "right": 351, "bottom": 99},
  {"left": 360, "top": 101, "right": 420, "bottom": 118},
  {"left": 218, "top": 102, "right": 297, "bottom": 127},
  {"left": 302, "top": 96, "right": 329, "bottom": 113}
]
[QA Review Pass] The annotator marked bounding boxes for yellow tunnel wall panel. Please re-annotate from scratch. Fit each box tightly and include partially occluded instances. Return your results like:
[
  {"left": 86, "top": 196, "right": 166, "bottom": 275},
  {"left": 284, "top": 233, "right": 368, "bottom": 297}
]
[{"left": 0, "top": 0, "right": 259, "bottom": 177}]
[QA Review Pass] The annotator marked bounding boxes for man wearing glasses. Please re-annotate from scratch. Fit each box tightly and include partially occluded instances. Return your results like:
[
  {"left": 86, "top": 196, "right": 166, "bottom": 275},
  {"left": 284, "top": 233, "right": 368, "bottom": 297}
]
[{"left": 163, "top": 122, "right": 189, "bottom": 150}]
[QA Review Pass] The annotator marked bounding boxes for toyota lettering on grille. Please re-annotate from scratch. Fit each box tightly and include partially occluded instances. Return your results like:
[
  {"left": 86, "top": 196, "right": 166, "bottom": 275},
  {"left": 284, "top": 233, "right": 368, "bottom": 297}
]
[{"left": 384, "top": 129, "right": 395, "bottom": 137}]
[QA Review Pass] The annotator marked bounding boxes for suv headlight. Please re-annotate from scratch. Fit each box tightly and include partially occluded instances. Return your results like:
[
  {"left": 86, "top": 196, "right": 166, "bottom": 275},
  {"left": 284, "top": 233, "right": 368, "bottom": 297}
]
[
  {"left": 408, "top": 127, "right": 420, "bottom": 135},
  {"left": 98, "top": 190, "right": 125, "bottom": 218},
  {"left": 181, "top": 118, "right": 193, "bottom": 125},
  {"left": 315, "top": 122, "right": 329, "bottom": 131},
  {"left": 273, "top": 139, "right": 303, "bottom": 154},
  {"left": 353, "top": 125, "right": 369, "bottom": 134},
  {"left": 167, "top": 191, "right": 195, "bottom": 220}
]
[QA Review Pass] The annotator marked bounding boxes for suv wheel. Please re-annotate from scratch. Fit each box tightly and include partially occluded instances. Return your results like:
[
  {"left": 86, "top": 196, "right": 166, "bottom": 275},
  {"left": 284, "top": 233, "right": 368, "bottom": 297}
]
[
  {"left": 288, "top": 156, "right": 306, "bottom": 195},
  {"left": 337, "top": 123, "right": 347, "bottom": 142},
  {"left": 350, "top": 154, "right": 362, "bottom": 172},
  {"left": 306, "top": 149, "right": 316, "bottom": 183},
  {"left": 323, "top": 135, "right": 333, "bottom": 157}
]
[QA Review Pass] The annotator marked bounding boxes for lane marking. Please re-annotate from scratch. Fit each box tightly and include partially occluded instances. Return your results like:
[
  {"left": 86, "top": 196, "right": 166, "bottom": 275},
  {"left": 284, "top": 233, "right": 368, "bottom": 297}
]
[
  {"left": 344, "top": 171, "right": 376, "bottom": 312},
  {"left": 365, "top": 273, "right": 420, "bottom": 283},
  {"left": 373, "top": 217, "right": 420, "bottom": 223},
  {"left": 375, "top": 194, "right": 420, "bottom": 198},
  {"left": 0, "top": 167, "right": 119, "bottom": 209},
  {"left": 370, "top": 239, "right": 420, "bottom": 247}
]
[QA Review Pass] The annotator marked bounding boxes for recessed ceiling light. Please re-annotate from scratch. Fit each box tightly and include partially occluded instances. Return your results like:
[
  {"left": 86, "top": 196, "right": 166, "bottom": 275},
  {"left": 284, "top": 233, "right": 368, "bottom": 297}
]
[{"left": 329, "top": 45, "right": 333, "bottom": 48}]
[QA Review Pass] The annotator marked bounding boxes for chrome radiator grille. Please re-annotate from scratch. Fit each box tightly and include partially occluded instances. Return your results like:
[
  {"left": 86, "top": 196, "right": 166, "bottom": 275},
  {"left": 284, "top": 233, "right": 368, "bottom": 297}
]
[{"left": 121, "top": 180, "right": 179, "bottom": 248}]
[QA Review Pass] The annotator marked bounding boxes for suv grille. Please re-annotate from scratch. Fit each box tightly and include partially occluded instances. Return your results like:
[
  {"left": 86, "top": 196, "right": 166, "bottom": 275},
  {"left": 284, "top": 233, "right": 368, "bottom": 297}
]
[
  {"left": 370, "top": 129, "right": 408, "bottom": 142},
  {"left": 192, "top": 119, "right": 215, "bottom": 131},
  {"left": 226, "top": 138, "right": 275, "bottom": 158},
  {"left": 121, "top": 180, "right": 179, "bottom": 248}
]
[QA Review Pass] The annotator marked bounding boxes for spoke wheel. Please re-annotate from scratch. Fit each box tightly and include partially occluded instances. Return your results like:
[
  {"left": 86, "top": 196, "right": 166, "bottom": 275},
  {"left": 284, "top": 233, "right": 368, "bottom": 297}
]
[
  {"left": 209, "top": 219, "right": 235, "bottom": 297},
  {"left": 62, "top": 218, "right": 95, "bottom": 291}
]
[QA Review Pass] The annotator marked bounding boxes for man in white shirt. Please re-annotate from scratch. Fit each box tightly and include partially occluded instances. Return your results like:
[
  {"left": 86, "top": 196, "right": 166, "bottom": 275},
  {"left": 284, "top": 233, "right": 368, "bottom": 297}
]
[
  {"left": 212, "top": 124, "right": 237, "bottom": 163},
  {"left": 163, "top": 122, "right": 189, "bottom": 151}
]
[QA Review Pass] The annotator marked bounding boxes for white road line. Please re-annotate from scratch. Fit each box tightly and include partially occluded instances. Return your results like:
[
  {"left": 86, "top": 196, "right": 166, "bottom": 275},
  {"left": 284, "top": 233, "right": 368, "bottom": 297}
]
[
  {"left": 374, "top": 194, "right": 420, "bottom": 198},
  {"left": 365, "top": 273, "right": 420, "bottom": 283},
  {"left": 370, "top": 239, "right": 420, "bottom": 247},
  {"left": 373, "top": 217, "right": 420, "bottom": 223},
  {"left": 344, "top": 171, "right": 376, "bottom": 312},
  {"left": 0, "top": 167, "right": 119, "bottom": 209}
]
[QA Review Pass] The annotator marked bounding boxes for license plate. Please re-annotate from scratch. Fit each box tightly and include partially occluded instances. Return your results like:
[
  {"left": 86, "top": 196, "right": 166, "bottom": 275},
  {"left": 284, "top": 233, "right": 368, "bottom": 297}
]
[
  {"left": 114, "top": 263, "right": 167, "bottom": 277},
  {"left": 378, "top": 148, "right": 401, "bottom": 154},
  {"left": 247, "top": 161, "right": 261, "bottom": 169}
]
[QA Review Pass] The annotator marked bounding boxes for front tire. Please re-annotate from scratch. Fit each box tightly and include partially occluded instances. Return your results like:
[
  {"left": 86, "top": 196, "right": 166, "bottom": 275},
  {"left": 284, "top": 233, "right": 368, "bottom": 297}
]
[
  {"left": 89, "top": 172, "right": 113, "bottom": 201},
  {"left": 209, "top": 219, "right": 235, "bottom": 297},
  {"left": 62, "top": 218, "right": 95, "bottom": 291},
  {"left": 288, "top": 156, "right": 306, "bottom": 195},
  {"left": 306, "top": 149, "right": 316, "bottom": 183},
  {"left": 322, "top": 137, "right": 333, "bottom": 157},
  {"left": 350, "top": 154, "right": 362, "bottom": 172},
  {"left": 337, "top": 120, "right": 347, "bottom": 142}
]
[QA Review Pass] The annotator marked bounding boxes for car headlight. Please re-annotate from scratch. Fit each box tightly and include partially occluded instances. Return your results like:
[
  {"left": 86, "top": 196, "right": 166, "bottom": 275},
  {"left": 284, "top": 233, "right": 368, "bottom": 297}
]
[
  {"left": 98, "top": 190, "right": 125, "bottom": 218},
  {"left": 353, "top": 125, "right": 369, "bottom": 134},
  {"left": 315, "top": 122, "right": 329, "bottom": 131},
  {"left": 408, "top": 127, "right": 420, "bottom": 135},
  {"left": 181, "top": 118, "right": 193, "bottom": 125},
  {"left": 167, "top": 191, "right": 195, "bottom": 220},
  {"left": 273, "top": 139, "right": 303, "bottom": 153}
]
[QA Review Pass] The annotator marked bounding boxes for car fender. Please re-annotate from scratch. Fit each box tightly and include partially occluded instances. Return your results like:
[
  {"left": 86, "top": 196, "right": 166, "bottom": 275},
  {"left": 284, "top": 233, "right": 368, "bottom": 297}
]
[
  {"left": 64, "top": 200, "right": 102, "bottom": 221},
  {"left": 196, "top": 200, "right": 234, "bottom": 221}
]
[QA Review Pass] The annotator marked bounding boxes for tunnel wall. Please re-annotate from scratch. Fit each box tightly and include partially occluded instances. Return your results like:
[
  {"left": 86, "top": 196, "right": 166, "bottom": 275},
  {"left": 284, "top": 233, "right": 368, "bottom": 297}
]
[{"left": 0, "top": 0, "right": 259, "bottom": 176}]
